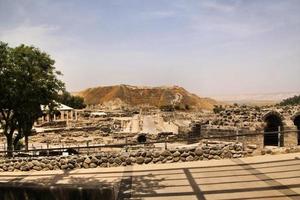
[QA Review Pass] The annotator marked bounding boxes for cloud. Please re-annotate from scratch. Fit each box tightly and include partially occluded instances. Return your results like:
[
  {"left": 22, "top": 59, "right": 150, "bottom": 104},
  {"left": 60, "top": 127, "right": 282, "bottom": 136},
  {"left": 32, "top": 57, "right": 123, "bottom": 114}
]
[
  {"left": 0, "top": 22, "right": 64, "bottom": 51},
  {"left": 198, "top": 21, "right": 273, "bottom": 38},
  {"left": 201, "top": 0, "right": 238, "bottom": 12},
  {"left": 0, "top": 22, "right": 78, "bottom": 88},
  {"left": 140, "top": 10, "right": 176, "bottom": 19}
]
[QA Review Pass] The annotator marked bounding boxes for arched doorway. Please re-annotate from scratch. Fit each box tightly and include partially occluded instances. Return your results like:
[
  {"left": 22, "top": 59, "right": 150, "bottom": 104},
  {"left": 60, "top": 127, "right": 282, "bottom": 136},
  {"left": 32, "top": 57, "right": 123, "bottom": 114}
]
[
  {"left": 263, "top": 112, "right": 283, "bottom": 146},
  {"left": 293, "top": 114, "right": 300, "bottom": 145}
]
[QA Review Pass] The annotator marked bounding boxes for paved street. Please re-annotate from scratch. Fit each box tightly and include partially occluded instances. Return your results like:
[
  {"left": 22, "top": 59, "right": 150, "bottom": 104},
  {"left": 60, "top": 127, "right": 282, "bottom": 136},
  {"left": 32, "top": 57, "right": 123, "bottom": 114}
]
[{"left": 1, "top": 153, "right": 300, "bottom": 200}]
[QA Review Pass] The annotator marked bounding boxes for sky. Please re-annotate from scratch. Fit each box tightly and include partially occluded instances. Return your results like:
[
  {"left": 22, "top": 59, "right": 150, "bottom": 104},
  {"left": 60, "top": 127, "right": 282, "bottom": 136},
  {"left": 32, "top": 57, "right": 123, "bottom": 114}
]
[{"left": 0, "top": 0, "right": 299, "bottom": 97}]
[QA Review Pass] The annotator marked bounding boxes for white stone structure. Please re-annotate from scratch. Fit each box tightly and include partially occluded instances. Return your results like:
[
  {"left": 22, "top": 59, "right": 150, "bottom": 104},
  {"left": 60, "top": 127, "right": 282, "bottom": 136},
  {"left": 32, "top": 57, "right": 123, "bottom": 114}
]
[{"left": 38, "top": 103, "right": 78, "bottom": 126}]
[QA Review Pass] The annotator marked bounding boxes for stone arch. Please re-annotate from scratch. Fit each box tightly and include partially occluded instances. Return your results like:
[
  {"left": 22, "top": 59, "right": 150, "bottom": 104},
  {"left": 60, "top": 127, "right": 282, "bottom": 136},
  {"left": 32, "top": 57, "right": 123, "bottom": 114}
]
[
  {"left": 263, "top": 111, "right": 283, "bottom": 146},
  {"left": 292, "top": 112, "right": 300, "bottom": 145}
]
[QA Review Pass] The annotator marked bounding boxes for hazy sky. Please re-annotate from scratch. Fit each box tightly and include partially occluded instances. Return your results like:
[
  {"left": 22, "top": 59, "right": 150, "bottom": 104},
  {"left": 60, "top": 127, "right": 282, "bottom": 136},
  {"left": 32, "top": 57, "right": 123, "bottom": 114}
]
[{"left": 0, "top": 0, "right": 299, "bottom": 96}]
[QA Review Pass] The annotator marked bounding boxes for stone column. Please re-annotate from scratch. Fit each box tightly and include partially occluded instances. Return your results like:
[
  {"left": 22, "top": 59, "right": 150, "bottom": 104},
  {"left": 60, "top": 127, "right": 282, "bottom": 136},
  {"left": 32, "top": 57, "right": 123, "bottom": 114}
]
[
  {"left": 283, "top": 125, "right": 298, "bottom": 147},
  {"left": 66, "top": 111, "right": 69, "bottom": 127},
  {"left": 46, "top": 114, "right": 50, "bottom": 122},
  {"left": 61, "top": 111, "right": 64, "bottom": 120}
]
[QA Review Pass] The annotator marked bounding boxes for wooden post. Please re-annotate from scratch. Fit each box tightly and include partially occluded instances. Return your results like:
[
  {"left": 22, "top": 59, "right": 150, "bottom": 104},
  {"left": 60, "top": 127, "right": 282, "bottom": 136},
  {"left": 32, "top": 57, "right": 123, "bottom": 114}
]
[
  {"left": 47, "top": 143, "right": 49, "bottom": 156},
  {"left": 87, "top": 141, "right": 89, "bottom": 155},
  {"left": 165, "top": 136, "right": 168, "bottom": 150},
  {"left": 125, "top": 137, "right": 128, "bottom": 152},
  {"left": 278, "top": 126, "right": 281, "bottom": 147}
]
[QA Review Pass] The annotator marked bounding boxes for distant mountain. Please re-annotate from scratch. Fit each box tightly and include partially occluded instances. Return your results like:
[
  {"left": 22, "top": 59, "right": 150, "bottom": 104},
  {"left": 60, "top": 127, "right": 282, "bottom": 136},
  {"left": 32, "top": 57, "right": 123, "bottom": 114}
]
[
  {"left": 212, "top": 92, "right": 300, "bottom": 106},
  {"left": 75, "top": 85, "right": 218, "bottom": 110}
]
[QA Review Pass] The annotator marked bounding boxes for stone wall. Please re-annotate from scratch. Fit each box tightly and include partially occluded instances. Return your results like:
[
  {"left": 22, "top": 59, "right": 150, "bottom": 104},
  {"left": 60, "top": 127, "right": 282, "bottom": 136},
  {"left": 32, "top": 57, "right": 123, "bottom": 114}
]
[
  {"left": 201, "top": 126, "right": 298, "bottom": 150},
  {"left": 201, "top": 127, "right": 264, "bottom": 149},
  {"left": 0, "top": 141, "right": 254, "bottom": 172},
  {"left": 283, "top": 126, "right": 298, "bottom": 147}
]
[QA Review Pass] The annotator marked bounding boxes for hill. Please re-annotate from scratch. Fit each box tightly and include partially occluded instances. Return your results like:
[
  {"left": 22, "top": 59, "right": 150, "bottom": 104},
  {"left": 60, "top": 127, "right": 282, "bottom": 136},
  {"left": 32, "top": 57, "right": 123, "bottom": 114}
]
[{"left": 75, "top": 85, "right": 218, "bottom": 110}]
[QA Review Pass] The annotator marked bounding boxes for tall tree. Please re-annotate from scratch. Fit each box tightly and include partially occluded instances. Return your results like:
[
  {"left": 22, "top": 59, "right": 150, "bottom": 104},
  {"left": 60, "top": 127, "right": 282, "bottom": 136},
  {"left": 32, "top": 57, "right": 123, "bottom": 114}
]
[
  {"left": 0, "top": 42, "right": 18, "bottom": 156},
  {"left": 0, "top": 42, "right": 64, "bottom": 155},
  {"left": 12, "top": 44, "right": 65, "bottom": 151}
]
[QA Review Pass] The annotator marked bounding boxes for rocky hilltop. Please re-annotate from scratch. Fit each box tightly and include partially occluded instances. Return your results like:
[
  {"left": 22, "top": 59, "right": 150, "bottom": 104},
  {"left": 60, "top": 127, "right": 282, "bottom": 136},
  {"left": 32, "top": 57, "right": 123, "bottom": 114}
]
[{"left": 76, "top": 85, "right": 218, "bottom": 110}]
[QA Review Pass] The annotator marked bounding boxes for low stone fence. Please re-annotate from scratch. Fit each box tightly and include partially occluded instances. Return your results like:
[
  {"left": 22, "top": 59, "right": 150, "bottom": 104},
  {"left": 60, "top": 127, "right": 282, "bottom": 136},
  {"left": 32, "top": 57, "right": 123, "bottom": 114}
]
[{"left": 0, "top": 141, "right": 256, "bottom": 172}]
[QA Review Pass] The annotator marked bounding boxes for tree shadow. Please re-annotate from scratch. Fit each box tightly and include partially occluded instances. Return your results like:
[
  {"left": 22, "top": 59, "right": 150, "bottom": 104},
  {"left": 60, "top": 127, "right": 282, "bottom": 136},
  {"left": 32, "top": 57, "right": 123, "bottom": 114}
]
[
  {"left": 118, "top": 173, "right": 166, "bottom": 200},
  {"left": 0, "top": 170, "right": 116, "bottom": 200},
  {"left": 0, "top": 169, "right": 167, "bottom": 200}
]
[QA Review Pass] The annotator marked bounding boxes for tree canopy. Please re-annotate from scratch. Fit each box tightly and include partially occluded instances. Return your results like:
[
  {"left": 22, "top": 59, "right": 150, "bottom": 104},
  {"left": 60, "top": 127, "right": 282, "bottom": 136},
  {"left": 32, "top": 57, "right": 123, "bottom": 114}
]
[
  {"left": 279, "top": 95, "right": 300, "bottom": 106},
  {"left": 58, "top": 91, "right": 86, "bottom": 109},
  {"left": 0, "top": 41, "right": 64, "bottom": 154}
]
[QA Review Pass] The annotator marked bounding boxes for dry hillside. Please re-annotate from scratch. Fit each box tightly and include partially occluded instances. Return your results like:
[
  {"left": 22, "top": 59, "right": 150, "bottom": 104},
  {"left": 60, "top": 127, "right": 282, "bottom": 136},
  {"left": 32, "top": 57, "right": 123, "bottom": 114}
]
[{"left": 76, "top": 85, "right": 218, "bottom": 110}]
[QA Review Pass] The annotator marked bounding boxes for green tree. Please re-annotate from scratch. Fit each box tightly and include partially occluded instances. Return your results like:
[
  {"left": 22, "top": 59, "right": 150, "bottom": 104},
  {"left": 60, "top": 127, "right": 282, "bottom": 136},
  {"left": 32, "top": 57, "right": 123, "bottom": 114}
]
[
  {"left": 0, "top": 42, "right": 64, "bottom": 155},
  {"left": 279, "top": 95, "right": 300, "bottom": 106},
  {"left": 58, "top": 91, "right": 86, "bottom": 109},
  {"left": 0, "top": 42, "right": 18, "bottom": 156},
  {"left": 213, "top": 105, "right": 224, "bottom": 114}
]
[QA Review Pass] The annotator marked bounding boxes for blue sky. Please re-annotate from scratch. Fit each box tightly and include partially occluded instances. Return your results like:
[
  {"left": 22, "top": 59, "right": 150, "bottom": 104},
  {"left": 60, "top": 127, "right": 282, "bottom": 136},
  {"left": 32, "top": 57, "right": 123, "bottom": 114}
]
[{"left": 0, "top": 0, "right": 299, "bottom": 96}]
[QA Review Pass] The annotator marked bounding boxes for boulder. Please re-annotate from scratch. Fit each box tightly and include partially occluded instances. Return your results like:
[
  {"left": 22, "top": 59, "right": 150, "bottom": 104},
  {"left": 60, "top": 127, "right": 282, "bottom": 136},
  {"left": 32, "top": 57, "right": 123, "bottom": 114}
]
[
  {"left": 33, "top": 166, "right": 42, "bottom": 171},
  {"left": 67, "top": 163, "right": 74, "bottom": 169},
  {"left": 60, "top": 159, "right": 67, "bottom": 165},
  {"left": 173, "top": 157, "right": 180, "bottom": 162},
  {"left": 100, "top": 163, "right": 108, "bottom": 167},
  {"left": 136, "top": 157, "right": 144, "bottom": 164},
  {"left": 186, "top": 155, "right": 194, "bottom": 162},
  {"left": 89, "top": 163, "right": 97, "bottom": 168},
  {"left": 181, "top": 152, "right": 189, "bottom": 157},
  {"left": 144, "top": 157, "right": 152, "bottom": 164},
  {"left": 61, "top": 164, "right": 69, "bottom": 170},
  {"left": 82, "top": 163, "right": 89, "bottom": 169},
  {"left": 161, "top": 150, "right": 172, "bottom": 157},
  {"left": 153, "top": 151, "right": 160, "bottom": 158},
  {"left": 114, "top": 158, "right": 122, "bottom": 165},
  {"left": 20, "top": 165, "right": 29, "bottom": 171},
  {"left": 84, "top": 157, "right": 91, "bottom": 164},
  {"left": 125, "top": 158, "right": 132, "bottom": 165},
  {"left": 195, "top": 148, "right": 203, "bottom": 156},
  {"left": 173, "top": 151, "right": 181, "bottom": 157}
]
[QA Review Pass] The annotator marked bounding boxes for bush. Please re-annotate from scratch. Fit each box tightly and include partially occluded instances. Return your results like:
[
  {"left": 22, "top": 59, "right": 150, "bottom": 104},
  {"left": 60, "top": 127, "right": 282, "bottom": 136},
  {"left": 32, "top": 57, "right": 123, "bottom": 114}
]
[
  {"left": 213, "top": 105, "right": 225, "bottom": 114},
  {"left": 160, "top": 105, "right": 175, "bottom": 112},
  {"left": 58, "top": 91, "right": 86, "bottom": 109},
  {"left": 279, "top": 95, "right": 300, "bottom": 106}
]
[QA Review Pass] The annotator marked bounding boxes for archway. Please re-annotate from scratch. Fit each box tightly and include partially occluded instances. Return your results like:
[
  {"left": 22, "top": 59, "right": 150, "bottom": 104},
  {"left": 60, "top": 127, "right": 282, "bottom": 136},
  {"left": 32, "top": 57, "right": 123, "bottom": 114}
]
[
  {"left": 293, "top": 114, "right": 300, "bottom": 145},
  {"left": 263, "top": 112, "right": 283, "bottom": 146}
]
